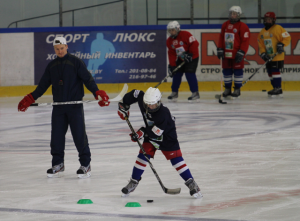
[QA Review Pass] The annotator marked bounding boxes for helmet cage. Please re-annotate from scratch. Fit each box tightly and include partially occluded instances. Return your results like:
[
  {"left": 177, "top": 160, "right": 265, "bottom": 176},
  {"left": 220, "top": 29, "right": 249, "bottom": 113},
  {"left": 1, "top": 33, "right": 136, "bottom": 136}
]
[
  {"left": 228, "top": 6, "right": 242, "bottom": 23},
  {"left": 167, "top": 21, "right": 180, "bottom": 38},
  {"left": 143, "top": 87, "right": 162, "bottom": 113},
  {"left": 263, "top": 12, "right": 276, "bottom": 29},
  {"left": 229, "top": 11, "right": 241, "bottom": 23},
  {"left": 143, "top": 100, "right": 161, "bottom": 113}
]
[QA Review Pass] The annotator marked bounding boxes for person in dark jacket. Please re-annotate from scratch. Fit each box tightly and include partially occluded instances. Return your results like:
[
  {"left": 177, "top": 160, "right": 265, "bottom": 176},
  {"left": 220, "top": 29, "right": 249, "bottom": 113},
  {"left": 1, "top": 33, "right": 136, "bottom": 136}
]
[
  {"left": 118, "top": 87, "right": 203, "bottom": 198},
  {"left": 18, "top": 36, "right": 110, "bottom": 179}
]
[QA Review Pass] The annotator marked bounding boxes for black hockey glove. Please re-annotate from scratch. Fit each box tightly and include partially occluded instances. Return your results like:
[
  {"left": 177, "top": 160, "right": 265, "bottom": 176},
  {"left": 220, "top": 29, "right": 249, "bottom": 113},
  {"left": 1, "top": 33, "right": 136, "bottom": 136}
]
[
  {"left": 217, "top": 48, "right": 224, "bottom": 59},
  {"left": 168, "top": 65, "right": 176, "bottom": 78},
  {"left": 277, "top": 43, "right": 284, "bottom": 54},
  {"left": 260, "top": 52, "right": 270, "bottom": 62},
  {"left": 130, "top": 127, "right": 146, "bottom": 142},
  {"left": 235, "top": 50, "right": 245, "bottom": 63},
  {"left": 118, "top": 102, "right": 130, "bottom": 120},
  {"left": 183, "top": 53, "right": 193, "bottom": 63}
]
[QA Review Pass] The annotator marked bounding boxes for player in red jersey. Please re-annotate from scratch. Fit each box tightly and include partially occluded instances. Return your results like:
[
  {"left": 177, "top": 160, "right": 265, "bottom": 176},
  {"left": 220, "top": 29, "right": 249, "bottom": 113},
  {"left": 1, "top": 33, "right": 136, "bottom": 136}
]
[
  {"left": 217, "top": 6, "right": 250, "bottom": 98},
  {"left": 166, "top": 21, "right": 200, "bottom": 102}
]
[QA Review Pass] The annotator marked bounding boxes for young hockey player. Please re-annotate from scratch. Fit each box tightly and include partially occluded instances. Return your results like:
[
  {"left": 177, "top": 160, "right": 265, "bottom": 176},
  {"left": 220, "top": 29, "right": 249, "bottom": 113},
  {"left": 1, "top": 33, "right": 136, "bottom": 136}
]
[
  {"left": 118, "top": 87, "right": 203, "bottom": 198},
  {"left": 166, "top": 21, "right": 200, "bottom": 102},
  {"left": 217, "top": 6, "right": 250, "bottom": 98},
  {"left": 257, "top": 12, "right": 291, "bottom": 97}
]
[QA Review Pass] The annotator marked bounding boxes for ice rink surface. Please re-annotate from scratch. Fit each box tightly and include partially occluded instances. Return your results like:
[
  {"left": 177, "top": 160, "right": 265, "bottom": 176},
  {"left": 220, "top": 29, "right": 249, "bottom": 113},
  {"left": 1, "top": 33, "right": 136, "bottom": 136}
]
[{"left": 0, "top": 91, "right": 300, "bottom": 221}]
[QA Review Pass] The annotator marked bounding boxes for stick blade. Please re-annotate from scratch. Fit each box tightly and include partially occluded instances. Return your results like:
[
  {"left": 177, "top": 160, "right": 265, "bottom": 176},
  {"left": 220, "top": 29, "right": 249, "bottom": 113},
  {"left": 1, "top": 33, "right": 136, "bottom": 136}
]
[
  {"left": 165, "top": 187, "right": 181, "bottom": 195},
  {"left": 218, "top": 98, "right": 227, "bottom": 104},
  {"left": 109, "top": 84, "right": 128, "bottom": 101}
]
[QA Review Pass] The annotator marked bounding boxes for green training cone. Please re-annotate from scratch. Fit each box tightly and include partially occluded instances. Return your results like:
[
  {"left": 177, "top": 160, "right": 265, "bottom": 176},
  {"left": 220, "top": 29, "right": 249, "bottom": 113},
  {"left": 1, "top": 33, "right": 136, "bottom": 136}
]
[
  {"left": 125, "top": 202, "right": 141, "bottom": 207},
  {"left": 77, "top": 199, "right": 93, "bottom": 204}
]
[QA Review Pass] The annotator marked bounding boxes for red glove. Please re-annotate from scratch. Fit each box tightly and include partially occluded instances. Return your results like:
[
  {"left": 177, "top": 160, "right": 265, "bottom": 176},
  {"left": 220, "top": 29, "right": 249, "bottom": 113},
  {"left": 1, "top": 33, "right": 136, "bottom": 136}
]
[
  {"left": 95, "top": 90, "right": 110, "bottom": 107},
  {"left": 130, "top": 127, "right": 146, "bottom": 142},
  {"left": 118, "top": 102, "right": 130, "bottom": 120},
  {"left": 18, "top": 94, "right": 35, "bottom": 112}
]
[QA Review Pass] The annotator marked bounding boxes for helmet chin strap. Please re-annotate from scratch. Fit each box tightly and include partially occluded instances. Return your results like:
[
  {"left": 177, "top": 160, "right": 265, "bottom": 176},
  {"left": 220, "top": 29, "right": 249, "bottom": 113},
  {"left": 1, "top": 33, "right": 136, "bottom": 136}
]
[
  {"left": 145, "top": 106, "right": 149, "bottom": 115},
  {"left": 169, "top": 30, "right": 180, "bottom": 39}
]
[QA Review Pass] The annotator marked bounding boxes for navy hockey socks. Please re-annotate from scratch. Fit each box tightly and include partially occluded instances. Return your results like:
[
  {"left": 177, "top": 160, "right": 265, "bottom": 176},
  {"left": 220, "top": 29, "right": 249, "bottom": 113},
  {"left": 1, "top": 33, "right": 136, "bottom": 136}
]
[
  {"left": 171, "top": 72, "right": 184, "bottom": 92},
  {"left": 170, "top": 156, "right": 193, "bottom": 181},
  {"left": 185, "top": 72, "right": 199, "bottom": 92},
  {"left": 271, "top": 69, "right": 282, "bottom": 88},
  {"left": 268, "top": 68, "right": 281, "bottom": 88},
  {"left": 233, "top": 69, "right": 243, "bottom": 88},
  {"left": 223, "top": 68, "right": 233, "bottom": 88},
  {"left": 131, "top": 153, "right": 150, "bottom": 180}
]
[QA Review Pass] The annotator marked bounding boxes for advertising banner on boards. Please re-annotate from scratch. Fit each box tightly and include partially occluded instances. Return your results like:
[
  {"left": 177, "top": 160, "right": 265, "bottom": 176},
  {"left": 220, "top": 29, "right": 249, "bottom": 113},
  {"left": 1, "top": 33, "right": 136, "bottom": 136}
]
[
  {"left": 34, "top": 30, "right": 167, "bottom": 85},
  {"left": 197, "top": 28, "right": 300, "bottom": 81}
]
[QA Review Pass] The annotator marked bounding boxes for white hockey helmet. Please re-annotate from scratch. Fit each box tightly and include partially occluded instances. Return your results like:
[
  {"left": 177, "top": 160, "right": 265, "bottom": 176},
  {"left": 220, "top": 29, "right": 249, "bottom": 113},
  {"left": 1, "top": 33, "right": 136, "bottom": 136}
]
[
  {"left": 229, "top": 6, "right": 242, "bottom": 23},
  {"left": 167, "top": 21, "right": 180, "bottom": 38},
  {"left": 143, "top": 87, "right": 162, "bottom": 113}
]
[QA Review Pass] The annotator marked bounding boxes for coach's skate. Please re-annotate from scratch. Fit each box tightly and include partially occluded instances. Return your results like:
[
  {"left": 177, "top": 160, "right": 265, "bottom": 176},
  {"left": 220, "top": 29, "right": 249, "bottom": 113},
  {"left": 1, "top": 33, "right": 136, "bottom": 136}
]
[
  {"left": 77, "top": 164, "right": 91, "bottom": 179},
  {"left": 231, "top": 87, "right": 241, "bottom": 99},
  {"left": 47, "top": 163, "right": 64, "bottom": 178},
  {"left": 222, "top": 87, "right": 232, "bottom": 99},
  {"left": 268, "top": 87, "right": 283, "bottom": 98},
  {"left": 188, "top": 92, "right": 200, "bottom": 102},
  {"left": 168, "top": 92, "right": 178, "bottom": 101},
  {"left": 185, "top": 178, "right": 203, "bottom": 199},
  {"left": 121, "top": 177, "right": 141, "bottom": 197}
]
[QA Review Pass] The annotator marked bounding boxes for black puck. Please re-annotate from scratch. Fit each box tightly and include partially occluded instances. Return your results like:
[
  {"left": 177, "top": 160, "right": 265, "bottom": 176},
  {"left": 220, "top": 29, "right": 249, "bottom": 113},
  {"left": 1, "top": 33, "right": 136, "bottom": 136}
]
[
  {"left": 147, "top": 200, "right": 153, "bottom": 203},
  {"left": 262, "top": 90, "right": 267, "bottom": 92}
]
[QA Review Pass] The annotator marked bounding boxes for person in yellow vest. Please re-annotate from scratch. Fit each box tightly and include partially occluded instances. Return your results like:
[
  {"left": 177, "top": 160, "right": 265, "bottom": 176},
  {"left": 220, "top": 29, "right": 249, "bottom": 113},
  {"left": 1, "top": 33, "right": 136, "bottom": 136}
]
[{"left": 257, "top": 12, "right": 291, "bottom": 97}]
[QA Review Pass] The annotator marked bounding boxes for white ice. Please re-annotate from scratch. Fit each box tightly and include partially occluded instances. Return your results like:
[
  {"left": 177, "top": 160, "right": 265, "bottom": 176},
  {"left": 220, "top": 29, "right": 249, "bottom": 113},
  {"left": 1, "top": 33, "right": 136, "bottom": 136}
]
[{"left": 0, "top": 91, "right": 300, "bottom": 221}]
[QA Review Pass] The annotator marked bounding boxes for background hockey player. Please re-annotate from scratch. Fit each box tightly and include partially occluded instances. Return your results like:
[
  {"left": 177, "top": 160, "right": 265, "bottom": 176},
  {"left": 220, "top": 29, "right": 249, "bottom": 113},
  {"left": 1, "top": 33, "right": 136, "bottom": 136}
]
[
  {"left": 217, "top": 6, "right": 250, "bottom": 98},
  {"left": 18, "top": 36, "right": 110, "bottom": 178},
  {"left": 257, "top": 12, "right": 291, "bottom": 97},
  {"left": 166, "top": 21, "right": 200, "bottom": 102},
  {"left": 118, "top": 87, "right": 203, "bottom": 198}
]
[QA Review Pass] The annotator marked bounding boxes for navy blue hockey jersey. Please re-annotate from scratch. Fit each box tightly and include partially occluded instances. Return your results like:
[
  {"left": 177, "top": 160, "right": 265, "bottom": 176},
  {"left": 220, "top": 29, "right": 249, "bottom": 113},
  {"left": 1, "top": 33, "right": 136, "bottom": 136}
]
[{"left": 123, "top": 89, "right": 180, "bottom": 151}]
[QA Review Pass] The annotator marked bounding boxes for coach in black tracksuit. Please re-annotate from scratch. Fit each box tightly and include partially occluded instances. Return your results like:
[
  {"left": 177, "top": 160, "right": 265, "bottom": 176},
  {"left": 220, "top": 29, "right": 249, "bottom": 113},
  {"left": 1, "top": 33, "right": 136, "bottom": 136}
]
[{"left": 18, "top": 36, "right": 110, "bottom": 178}]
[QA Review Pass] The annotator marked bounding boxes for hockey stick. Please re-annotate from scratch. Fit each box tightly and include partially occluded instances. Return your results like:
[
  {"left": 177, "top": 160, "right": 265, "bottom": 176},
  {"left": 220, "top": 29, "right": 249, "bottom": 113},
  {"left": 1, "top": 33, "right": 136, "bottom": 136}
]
[
  {"left": 30, "top": 83, "right": 128, "bottom": 107},
  {"left": 217, "top": 58, "right": 227, "bottom": 104},
  {"left": 154, "top": 61, "right": 185, "bottom": 88},
  {"left": 215, "top": 52, "right": 279, "bottom": 100},
  {"left": 124, "top": 116, "right": 181, "bottom": 195}
]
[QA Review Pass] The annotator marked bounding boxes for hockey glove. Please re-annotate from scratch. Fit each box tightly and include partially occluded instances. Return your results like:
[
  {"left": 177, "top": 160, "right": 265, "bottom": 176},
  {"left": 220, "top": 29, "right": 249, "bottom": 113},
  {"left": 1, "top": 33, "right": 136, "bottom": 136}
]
[
  {"left": 217, "top": 48, "right": 224, "bottom": 59},
  {"left": 118, "top": 102, "right": 130, "bottom": 120},
  {"left": 95, "top": 90, "right": 110, "bottom": 107},
  {"left": 130, "top": 127, "right": 146, "bottom": 142},
  {"left": 277, "top": 43, "right": 284, "bottom": 54},
  {"left": 168, "top": 65, "right": 176, "bottom": 78},
  {"left": 260, "top": 52, "right": 270, "bottom": 62},
  {"left": 183, "top": 53, "right": 193, "bottom": 63},
  {"left": 18, "top": 93, "right": 35, "bottom": 112},
  {"left": 235, "top": 50, "right": 245, "bottom": 63}
]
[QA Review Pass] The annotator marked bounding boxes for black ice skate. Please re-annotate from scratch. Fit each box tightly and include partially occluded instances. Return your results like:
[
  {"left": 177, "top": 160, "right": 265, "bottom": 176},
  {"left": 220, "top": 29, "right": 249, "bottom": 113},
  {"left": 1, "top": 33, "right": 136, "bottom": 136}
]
[
  {"left": 185, "top": 178, "right": 203, "bottom": 199},
  {"left": 222, "top": 87, "right": 232, "bottom": 99},
  {"left": 168, "top": 92, "right": 178, "bottom": 101},
  {"left": 268, "top": 87, "right": 283, "bottom": 98},
  {"left": 47, "top": 163, "right": 64, "bottom": 178},
  {"left": 77, "top": 164, "right": 91, "bottom": 179},
  {"left": 231, "top": 87, "right": 241, "bottom": 99},
  {"left": 188, "top": 92, "right": 200, "bottom": 102},
  {"left": 121, "top": 177, "right": 141, "bottom": 197}
]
